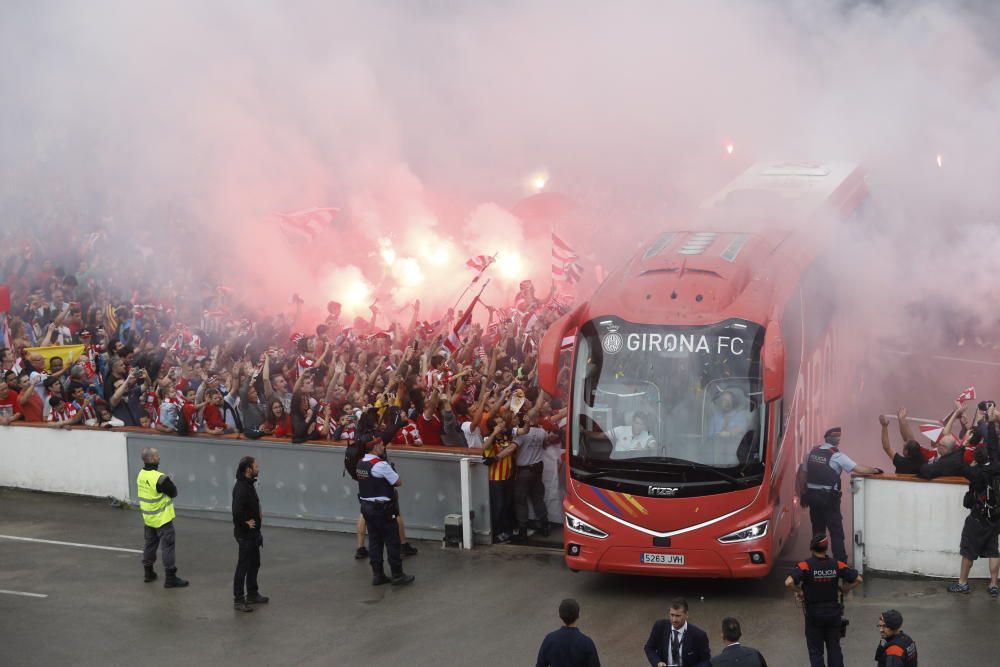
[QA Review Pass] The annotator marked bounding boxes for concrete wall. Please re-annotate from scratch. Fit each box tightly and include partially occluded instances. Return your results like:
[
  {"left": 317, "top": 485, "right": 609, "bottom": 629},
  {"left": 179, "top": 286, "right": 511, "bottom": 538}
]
[
  {"left": 125, "top": 432, "right": 492, "bottom": 543},
  {"left": 0, "top": 425, "right": 129, "bottom": 499},
  {"left": 853, "top": 474, "right": 991, "bottom": 579}
]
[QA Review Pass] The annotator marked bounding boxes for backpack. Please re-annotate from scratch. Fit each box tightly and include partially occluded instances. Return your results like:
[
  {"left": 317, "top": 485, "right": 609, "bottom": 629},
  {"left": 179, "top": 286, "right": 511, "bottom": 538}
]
[{"left": 982, "top": 469, "right": 1000, "bottom": 522}]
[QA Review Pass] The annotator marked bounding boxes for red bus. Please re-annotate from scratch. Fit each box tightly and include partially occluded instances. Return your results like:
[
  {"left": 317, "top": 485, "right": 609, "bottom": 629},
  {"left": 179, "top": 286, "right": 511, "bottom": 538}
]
[{"left": 538, "top": 162, "right": 870, "bottom": 577}]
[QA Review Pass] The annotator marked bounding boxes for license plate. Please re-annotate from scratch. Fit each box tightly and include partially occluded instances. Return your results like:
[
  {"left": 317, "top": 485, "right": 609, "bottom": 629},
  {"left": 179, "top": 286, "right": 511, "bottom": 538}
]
[{"left": 641, "top": 553, "right": 685, "bottom": 565}]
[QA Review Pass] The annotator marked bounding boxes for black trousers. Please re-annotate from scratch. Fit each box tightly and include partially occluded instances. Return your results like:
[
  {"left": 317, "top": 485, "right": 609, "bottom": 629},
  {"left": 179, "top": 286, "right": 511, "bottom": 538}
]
[
  {"left": 514, "top": 462, "right": 547, "bottom": 530},
  {"left": 806, "top": 491, "right": 847, "bottom": 562},
  {"left": 804, "top": 617, "right": 843, "bottom": 667},
  {"left": 361, "top": 501, "right": 402, "bottom": 576},
  {"left": 233, "top": 534, "right": 261, "bottom": 600},
  {"left": 488, "top": 479, "right": 515, "bottom": 536}
]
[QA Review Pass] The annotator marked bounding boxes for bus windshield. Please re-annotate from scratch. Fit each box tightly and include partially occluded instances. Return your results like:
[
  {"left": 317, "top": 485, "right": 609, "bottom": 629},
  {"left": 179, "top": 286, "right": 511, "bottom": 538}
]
[{"left": 571, "top": 318, "right": 766, "bottom": 478}]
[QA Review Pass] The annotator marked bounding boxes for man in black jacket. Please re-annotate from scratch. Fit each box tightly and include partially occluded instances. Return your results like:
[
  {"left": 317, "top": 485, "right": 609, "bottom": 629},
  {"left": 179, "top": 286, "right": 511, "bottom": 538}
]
[
  {"left": 947, "top": 446, "right": 1000, "bottom": 595},
  {"left": 710, "top": 617, "right": 766, "bottom": 666},
  {"left": 917, "top": 434, "right": 966, "bottom": 479},
  {"left": 644, "top": 597, "right": 711, "bottom": 667},
  {"left": 232, "top": 456, "right": 268, "bottom": 612},
  {"left": 536, "top": 598, "right": 601, "bottom": 667}
]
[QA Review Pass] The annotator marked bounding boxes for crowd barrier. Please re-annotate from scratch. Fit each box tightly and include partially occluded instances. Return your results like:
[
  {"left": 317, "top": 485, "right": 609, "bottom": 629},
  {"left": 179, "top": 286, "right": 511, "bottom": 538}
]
[
  {"left": 852, "top": 473, "right": 993, "bottom": 579},
  {"left": 2, "top": 424, "right": 492, "bottom": 545}
]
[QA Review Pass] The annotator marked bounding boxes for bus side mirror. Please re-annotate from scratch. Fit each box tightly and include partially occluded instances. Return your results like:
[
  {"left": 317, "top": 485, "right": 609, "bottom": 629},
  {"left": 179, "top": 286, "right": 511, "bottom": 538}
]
[
  {"left": 538, "top": 304, "right": 586, "bottom": 395},
  {"left": 762, "top": 321, "right": 784, "bottom": 402}
]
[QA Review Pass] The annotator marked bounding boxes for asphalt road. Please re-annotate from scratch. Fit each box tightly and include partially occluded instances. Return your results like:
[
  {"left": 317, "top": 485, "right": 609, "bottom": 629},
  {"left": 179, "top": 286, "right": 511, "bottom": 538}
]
[{"left": 0, "top": 487, "right": 993, "bottom": 666}]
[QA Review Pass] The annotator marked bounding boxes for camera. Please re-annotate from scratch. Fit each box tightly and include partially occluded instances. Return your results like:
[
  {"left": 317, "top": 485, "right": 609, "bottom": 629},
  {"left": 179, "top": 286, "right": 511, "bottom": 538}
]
[
  {"left": 979, "top": 400, "right": 996, "bottom": 412},
  {"left": 840, "top": 618, "right": 849, "bottom": 638}
]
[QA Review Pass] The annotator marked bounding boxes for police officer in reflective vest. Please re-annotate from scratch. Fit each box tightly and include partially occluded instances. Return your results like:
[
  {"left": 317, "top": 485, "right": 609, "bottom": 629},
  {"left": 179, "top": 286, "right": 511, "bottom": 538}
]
[
  {"left": 356, "top": 438, "right": 414, "bottom": 586},
  {"left": 799, "top": 426, "right": 883, "bottom": 563},
  {"left": 875, "top": 609, "right": 918, "bottom": 666},
  {"left": 785, "top": 534, "right": 862, "bottom": 667},
  {"left": 136, "top": 447, "right": 188, "bottom": 588}
]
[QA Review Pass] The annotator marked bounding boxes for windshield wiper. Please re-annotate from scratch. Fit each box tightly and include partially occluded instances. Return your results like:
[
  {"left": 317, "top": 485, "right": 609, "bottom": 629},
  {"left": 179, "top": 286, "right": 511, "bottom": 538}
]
[
  {"left": 572, "top": 467, "right": 640, "bottom": 482},
  {"left": 627, "top": 457, "right": 747, "bottom": 487}
]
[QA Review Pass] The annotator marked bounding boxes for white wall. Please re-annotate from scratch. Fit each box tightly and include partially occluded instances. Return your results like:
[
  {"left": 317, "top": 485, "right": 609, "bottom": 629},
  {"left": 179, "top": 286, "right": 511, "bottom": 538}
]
[
  {"left": 855, "top": 476, "right": 991, "bottom": 579},
  {"left": 0, "top": 426, "right": 129, "bottom": 499}
]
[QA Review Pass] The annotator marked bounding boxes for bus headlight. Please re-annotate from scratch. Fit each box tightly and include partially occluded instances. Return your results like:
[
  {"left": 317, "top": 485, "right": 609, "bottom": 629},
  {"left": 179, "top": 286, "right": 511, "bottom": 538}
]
[
  {"left": 718, "top": 520, "right": 769, "bottom": 544},
  {"left": 565, "top": 512, "right": 609, "bottom": 539}
]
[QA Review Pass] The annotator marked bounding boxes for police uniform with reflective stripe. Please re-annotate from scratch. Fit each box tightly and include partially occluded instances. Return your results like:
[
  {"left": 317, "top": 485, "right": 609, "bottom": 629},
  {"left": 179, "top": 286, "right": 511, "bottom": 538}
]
[
  {"left": 803, "top": 444, "right": 853, "bottom": 563},
  {"left": 876, "top": 633, "right": 918, "bottom": 666},
  {"left": 791, "top": 555, "right": 858, "bottom": 667},
  {"left": 356, "top": 454, "right": 403, "bottom": 577}
]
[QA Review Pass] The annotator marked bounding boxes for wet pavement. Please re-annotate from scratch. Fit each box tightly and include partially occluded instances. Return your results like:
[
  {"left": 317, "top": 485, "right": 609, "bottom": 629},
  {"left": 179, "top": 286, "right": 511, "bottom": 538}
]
[{"left": 0, "top": 487, "right": 993, "bottom": 666}]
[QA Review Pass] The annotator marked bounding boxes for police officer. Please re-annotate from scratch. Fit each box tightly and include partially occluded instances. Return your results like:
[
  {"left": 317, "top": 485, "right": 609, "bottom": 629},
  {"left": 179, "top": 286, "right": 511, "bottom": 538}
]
[
  {"left": 785, "top": 534, "right": 862, "bottom": 667},
  {"left": 136, "top": 447, "right": 189, "bottom": 588},
  {"left": 356, "top": 438, "right": 414, "bottom": 586},
  {"left": 875, "top": 609, "right": 918, "bottom": 666},
  {"left": 799, "top": 426, "right": 883, "bottom": 563}
]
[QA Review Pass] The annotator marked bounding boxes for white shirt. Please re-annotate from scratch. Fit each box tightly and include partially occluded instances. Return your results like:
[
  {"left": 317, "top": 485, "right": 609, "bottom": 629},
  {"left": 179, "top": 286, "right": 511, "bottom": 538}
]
[
  {"left": 611, "top": 425, "right": 656, "bottom": 459},
  {"left": 668, "top": 622, "right": 687, "bottom": 666},
  {"left": 358, "top": 453, "right": 399, "bottom": 501},
  {"left": 461, "top": 421, "right": 484, "bottom": 448}
]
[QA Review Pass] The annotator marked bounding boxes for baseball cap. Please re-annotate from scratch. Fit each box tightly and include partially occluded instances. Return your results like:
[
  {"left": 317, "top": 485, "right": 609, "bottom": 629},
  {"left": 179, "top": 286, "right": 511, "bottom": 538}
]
[{"left": 824, "top": 426, "right": 842, "bottom": 439}]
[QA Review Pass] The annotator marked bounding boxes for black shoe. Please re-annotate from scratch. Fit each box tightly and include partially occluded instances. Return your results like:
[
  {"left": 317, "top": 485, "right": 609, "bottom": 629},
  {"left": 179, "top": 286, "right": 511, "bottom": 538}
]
[
  {"left": 372, "top": 572, "right": 390, "bottom": 586},
  {"left": 233, "top": 599, "right": 254, "bottom": 613},
  {"left": 246, "top": 593, "right": 269, "bottom": 604},
  {"left": 354, "top": 547, "right": 369, "bottom": 560},
  {"left": 400, "top": 542, "right": 418, "bottom": 557},
  {"left": 164, "top": 568, "right": 189, "bottom": 588},
  {"left": 390, "top": 573, "right": 415, "bottom": 586},
  {"left": 510, "top": 531, "right": 526, "bottom": 544},
  {"left": 143, "top": 566, "right": 157, "bottom": 583},
  {"left": 539, "top": 523, "right": 551, "bottom": 538}
]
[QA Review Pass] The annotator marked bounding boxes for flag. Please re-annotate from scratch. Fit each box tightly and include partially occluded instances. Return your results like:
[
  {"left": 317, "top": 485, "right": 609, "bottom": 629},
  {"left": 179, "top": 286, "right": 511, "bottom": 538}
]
[
  {"left": 919, "top": 423, "right": 945, "bottom": 443},
  {"left": 105, "top": 304, "right": 120, "bottom": 334},
  {"left": 24, "top": 344, "right": 86, "bottom": 371},
  {"left": 956, "top": 386, "right": 977, "bottom": 403},
  {"left": 444, "top": 297, "right": 479, "bottom": 353},
  {"left": 465, "top": 255, "right": 495, "bottom": 272},
  {"left": 277, "top": 207, "right": 338, "bottom": 243},
  {"left": 417, "top": 320, "right": 440, "bottom": 336},
  {"left": 361, "top": 329, "right": 393, "bottom": 343},
  {"left": 552, "top": 232, "right": 583, "bottom": 284}
]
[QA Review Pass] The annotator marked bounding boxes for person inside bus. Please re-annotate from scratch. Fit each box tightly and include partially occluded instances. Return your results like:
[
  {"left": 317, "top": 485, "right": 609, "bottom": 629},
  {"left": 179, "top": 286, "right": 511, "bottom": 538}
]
[
  {"left": 610, "top": 411, "right": 658, "bottom": 459},
  {"left": 709, "top": 390, "right": 750, "bottom": 439}
]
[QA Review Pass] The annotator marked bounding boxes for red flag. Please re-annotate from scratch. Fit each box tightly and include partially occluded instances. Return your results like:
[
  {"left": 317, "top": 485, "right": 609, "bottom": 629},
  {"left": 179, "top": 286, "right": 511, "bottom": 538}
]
[
  {"left": 277, "top": 207, "right": 338, "bottom": 243},
  {"left": 956, "top": 386, "right": 977, "bottom": 403},
  {"left": 919, "top": 423, "right": 945, "bottom": 443},
  {"left": 552, "top": 233, "right": 583, "bottom": 284},
  {"left": 444, "top": 297, "right": 479, "bottom": 353},
  {"left": 465, "top": 255, "right": 495, "bottom": 272}
]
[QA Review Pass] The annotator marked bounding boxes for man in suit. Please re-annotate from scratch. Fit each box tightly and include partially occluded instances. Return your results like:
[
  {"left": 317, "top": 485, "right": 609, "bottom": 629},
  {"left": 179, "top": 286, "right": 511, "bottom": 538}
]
[
  {"left": 644, "top": 597, "right": 711, "bottom": 667},
  {"left": 536, "top": 598, "right": 601, "bottom": 667},
  {"left": 710, "top": 617, "right": 767, "bottom": 666}
]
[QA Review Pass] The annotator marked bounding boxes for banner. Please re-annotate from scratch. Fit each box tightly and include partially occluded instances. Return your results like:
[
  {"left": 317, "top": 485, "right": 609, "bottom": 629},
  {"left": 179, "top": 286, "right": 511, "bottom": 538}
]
[{"left": 24, "top": 344, "right": 86, "bottom": 371}]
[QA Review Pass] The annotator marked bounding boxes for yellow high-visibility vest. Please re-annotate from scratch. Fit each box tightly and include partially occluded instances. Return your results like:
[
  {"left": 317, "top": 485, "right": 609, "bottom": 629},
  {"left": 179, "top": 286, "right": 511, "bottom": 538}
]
[{"left": 136, "top": 469, "right": 176, "bottom": 528}]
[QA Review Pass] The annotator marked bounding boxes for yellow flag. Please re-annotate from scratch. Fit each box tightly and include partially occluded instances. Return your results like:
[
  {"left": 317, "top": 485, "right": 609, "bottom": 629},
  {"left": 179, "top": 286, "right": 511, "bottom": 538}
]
[{"left": 24, "top": 344, "right": 86, "bottom": 372}]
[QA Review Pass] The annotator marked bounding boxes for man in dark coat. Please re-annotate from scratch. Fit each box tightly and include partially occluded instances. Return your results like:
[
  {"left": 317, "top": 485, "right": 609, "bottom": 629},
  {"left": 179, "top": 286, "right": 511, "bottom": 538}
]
[{"left": 644, "top": 597, "right": 711, "bottom": 667}]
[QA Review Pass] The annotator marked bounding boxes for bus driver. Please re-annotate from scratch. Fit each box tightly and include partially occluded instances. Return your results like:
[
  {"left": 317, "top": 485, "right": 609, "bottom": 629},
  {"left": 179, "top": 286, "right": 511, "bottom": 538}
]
[{"left": 611, "top": 412, "right": 658, "bottom": 459}]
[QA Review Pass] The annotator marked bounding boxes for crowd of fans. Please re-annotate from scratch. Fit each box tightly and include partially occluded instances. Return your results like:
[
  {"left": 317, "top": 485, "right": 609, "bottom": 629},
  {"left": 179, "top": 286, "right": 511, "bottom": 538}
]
[{"left": 0, "top": 232, "right": 573, "bottom": 541}]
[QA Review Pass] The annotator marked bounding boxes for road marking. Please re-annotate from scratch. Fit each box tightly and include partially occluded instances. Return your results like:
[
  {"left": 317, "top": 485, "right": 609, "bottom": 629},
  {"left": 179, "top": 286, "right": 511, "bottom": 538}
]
[
  {"left": 0, "top": 535, "right": 142, "bottom": 554},
  {"left": 883, "top": 349, "right": 1000, "bottom": 367},
  {"left": 0, "top": 589, "right": 48, "bottom": 598}
]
